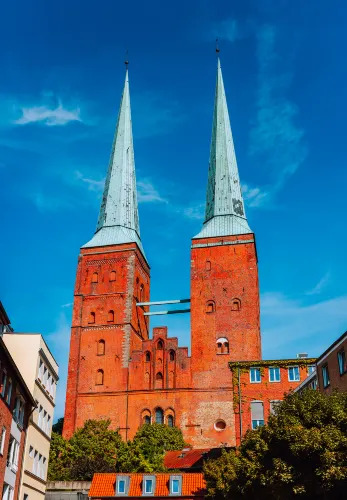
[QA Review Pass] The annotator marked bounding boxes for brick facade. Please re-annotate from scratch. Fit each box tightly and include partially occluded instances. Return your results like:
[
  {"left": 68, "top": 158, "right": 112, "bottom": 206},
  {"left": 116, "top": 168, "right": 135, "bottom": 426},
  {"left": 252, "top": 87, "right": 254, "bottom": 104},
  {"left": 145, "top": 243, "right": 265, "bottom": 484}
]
[{"left": 316, "top": 331, "right": 347, "bottom": 393}]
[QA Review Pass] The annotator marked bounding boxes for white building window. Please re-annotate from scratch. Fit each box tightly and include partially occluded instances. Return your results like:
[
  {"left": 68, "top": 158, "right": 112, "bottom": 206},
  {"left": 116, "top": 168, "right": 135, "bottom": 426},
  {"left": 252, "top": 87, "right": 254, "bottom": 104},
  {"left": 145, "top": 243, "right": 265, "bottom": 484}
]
[
  {"left": 38, "top": 360, "right": 43, "bottom": 382},
  {"left": 288, "top": 366, "right": 300, "bottom": 382},
  {"left": 13, "top": 396, "right": 25, "bottom": 426},
  {"left": 250, "top": 367, "right": 261, "bottom": 383},
  {"left": 0, "top": 427, "right": 6, "bottom": 455},
  {"left": 269, "top": 367, "right": 280, "bottom": 382},
  {"left": 32, "top": 450, "right": 38, "bottom": 475},
  {"left": 251, "top": 401, "right": 264, "bottom": 429},
  {"left": 38, "top": 406, "right": 43, "bottom": 429},
  {"left": 7, "top": 436, "right": 19, "bottom": 472},
  {"left": 2, "top": 484, "right": 14, "bottom": 500},
  {"left": 29, "top": 446, "right": 34, "bottom": 458}
]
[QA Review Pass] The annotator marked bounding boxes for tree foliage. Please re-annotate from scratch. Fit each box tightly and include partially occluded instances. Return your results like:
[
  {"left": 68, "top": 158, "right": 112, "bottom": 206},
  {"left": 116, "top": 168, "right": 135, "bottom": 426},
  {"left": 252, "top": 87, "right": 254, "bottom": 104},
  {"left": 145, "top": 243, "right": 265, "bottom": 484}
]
[
  {"left": 48, "top": 420, "right": 187, "bottom": 480},
  {"left": 52, "top": 417, "right": 64, "bottom": 435},
  {"left": 204, "top": 390, "right": 347, "bottom": 499}
]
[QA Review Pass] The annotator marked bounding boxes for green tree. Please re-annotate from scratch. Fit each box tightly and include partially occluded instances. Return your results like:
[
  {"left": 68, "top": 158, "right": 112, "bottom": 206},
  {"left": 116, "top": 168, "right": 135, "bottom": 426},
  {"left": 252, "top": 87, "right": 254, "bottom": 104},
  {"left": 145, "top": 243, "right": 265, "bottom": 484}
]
[
  {"left": 117, "top": 423, "right": 188, "bottom": 472},
  {"left": 52, "top": 417, "right": 64, "bottom": 435},
  {"left": 48, "top": 419, "right": 123, "bottom": 481},
  {"left": 204, "top": 390, "right": 347, "bottom": 499}
]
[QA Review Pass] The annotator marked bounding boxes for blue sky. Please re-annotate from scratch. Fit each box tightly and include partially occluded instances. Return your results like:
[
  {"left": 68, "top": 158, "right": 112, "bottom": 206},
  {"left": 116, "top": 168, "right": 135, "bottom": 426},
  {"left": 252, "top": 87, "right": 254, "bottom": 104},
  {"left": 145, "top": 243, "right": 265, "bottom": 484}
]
[{"left": 2, "top": 0, "right": 347, "bottom": 419}]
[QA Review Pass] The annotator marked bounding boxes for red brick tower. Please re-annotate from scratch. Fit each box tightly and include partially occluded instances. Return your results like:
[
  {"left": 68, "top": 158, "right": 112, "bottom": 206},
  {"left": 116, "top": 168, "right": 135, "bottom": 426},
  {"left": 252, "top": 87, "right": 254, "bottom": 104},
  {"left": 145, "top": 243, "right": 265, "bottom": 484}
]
[
  {"left": 63, "top": 68, "right": 150, "bottom": 439},
  {"left": 190, "top": 59, "right": 261, "bottom": 389}
]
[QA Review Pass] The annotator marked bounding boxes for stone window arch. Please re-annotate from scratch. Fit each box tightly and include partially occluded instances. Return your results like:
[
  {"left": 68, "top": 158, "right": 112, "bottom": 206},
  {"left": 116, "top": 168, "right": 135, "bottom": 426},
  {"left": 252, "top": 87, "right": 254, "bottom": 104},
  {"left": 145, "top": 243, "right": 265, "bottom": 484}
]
[
  {"left": 157, "top": 339, "right": 164, "bottom": 350},
  {"left": 92, "top": 272, "right": 98, "bottom": 283},
  {"left": 216, "top": 337, "right": 229, "bottom": 355},
  {"left": 145, "top": 351, "right": 151, "bottom": 362},
  {"left": 89, "top": 312, "right": 96, "bottom": 324},
  {"left": 169, "top": 350, "right": 175, "bottom": 362},
  {"left": 206, "top": 300, "right": 215, "bottom": 313},
  {"left": 97, "top": 339, "right": 105, "bottom": 356},
  {"left": 96, "top": 369, "right": 104, "bottom": 386},
  {"left": 142, "top": 409, "right": 151, "bottom": 425},
  {"left": 155, "top": 372, "right": 163, "bottom": 389},
  {"left": 155, "top": 407, "right": 164, "bottom": 424},
  {"left": 109, "top": 270, "right": 116, "bottom": 282},
  {"left": 231, "top": 298, "right": 241, "bottom": 311},
  {"left": 108, "top": 310, "right": 114, "bottom": 322}
]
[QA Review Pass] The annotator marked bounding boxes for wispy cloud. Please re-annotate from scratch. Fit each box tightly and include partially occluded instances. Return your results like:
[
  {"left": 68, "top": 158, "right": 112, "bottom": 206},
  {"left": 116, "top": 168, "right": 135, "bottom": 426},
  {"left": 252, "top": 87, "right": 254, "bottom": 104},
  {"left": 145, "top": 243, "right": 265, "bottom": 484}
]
[
  {"left": 306, "top": 272, "right": 331, "bottom": 296},
  {"left": 261, "top": 292, "right": 347, "bottom": 359},
  {"left": 137, "top": 179, "right": 168, "bottom": 203},
  {"left": 249, "top": 24, "right": 308, "bottom": 193},
  {"left": 210, "top": 18, "right": 255, "bottom": 42},
  {"left": 15, "top": 101, "right": 81, "bottom": 126},
  {"left": 61, "top": 302, "right": 73, "bottom": 308},
  {"left": 30, "top": 192, "right": 73, "bottom": 212},
  {"left": 75, "top": 170, "right": 105, "bottom": 192},
  {"left": 242, "top": 183, "right": 269, "bottom": 208},
  {"left": 182, "top": 202, "right": 205, "bottom": 220}
]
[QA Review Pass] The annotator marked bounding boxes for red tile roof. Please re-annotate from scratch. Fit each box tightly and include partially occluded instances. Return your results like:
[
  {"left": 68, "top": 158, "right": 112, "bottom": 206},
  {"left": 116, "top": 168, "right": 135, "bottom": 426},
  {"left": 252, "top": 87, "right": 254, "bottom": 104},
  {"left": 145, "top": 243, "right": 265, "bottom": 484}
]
[
  {"left": 164, "top": 450, "right": 210, "bottom": 470},
  {"left": 89, "top": 473, "right": 206, "bottom": 498}
]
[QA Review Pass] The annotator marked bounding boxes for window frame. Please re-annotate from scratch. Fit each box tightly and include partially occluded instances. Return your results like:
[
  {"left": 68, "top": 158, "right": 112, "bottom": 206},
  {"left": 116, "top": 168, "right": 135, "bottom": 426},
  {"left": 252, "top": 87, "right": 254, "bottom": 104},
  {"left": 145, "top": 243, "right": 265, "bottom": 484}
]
[
  {"left": 337, "top": 349, "right": 346, "bottom": 376},
  {"left": 142, "top": 476, "right": 156, "bottom": 496},
  {"left": 250, "top": 367, "right": 261, "bottom": 383},
  {"left": 0, "top": 427, "right": 6, "bottom": 455},
  {"left": 322, "top": 364, "right": 330, "bottom": 388},
  {"left": 169, "top": 476, "right": 182, "bottom": 496},
  {"left": 116, "top": 476, "right": 130, "bottom": 496},
  {"left": 251, "top": 419, "right": 265, "bottom": 430},
  {"left": 269, "top": 366, "right": 281, "bottom": 383},
  {"left": 288, "top": 366, "right": 300, "bottom": 382}
]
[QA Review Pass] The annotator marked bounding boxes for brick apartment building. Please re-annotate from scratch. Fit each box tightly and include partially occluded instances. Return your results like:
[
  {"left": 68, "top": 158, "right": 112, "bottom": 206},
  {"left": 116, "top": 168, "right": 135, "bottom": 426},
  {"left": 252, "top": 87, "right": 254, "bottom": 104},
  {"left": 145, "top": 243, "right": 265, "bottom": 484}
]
[
  {"left": 0, "top": 329, "right": 36, "bottom": 500},
  {"left": 63, "top": 58, "right": 313, "bottom": 448}
]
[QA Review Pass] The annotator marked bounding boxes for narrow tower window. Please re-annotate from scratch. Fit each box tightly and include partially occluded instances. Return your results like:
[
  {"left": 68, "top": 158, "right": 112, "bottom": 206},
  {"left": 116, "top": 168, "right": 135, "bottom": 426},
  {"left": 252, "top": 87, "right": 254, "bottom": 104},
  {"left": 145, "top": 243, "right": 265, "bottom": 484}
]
[
  {"left": 167, "top": 415, "right": 174, "bottom": 427},
  {"left": 92, "top": 272, "right": 98, "bottom": 283},
  {"left": 169, "top": 350, "right": 175, "bottom": 362},
  {"left": 155, "top": 407, "right": 164, "bottom": 424},
  {"left": 206, "top": 260, "right": 211, "bottom": 271},
  {"left": 145, "top": 352, "right": 151, "bottom": 362},
  {"left": 223, "top": 342, "right": 229, "bottom": 354},
  {"left": 155, "top": 372, "right": 163, "bottom": 389},
  {"left": 89, "top": 312, "right": 95, "bottom": 324},
  {"left": 109, "top": 271, "right": 116, "bottom": 282},
  {"left": 108, "top": 310, "right": 114, "bottom": 322},
  {"left": 97, "top": 340, "right": 105, "bottom": 356},
  {"left": 216, "top": 338, "right": 228, "bottom": 355},
  {"left": 157, "top": 340, "right": 164, "bottom": 350},
  {"left": 206, "top": 301, "right": 215, "bottom": 313},
  {"left": 96, "top": 369, "right": 104, "bottom": 386},
  {"left": 231, "top": 299, "right": 241, "bottom": 311}
]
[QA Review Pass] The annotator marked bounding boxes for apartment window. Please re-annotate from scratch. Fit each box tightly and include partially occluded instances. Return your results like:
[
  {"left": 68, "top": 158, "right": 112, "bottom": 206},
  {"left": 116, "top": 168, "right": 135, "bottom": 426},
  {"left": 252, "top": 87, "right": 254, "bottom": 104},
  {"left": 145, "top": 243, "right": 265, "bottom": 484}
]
[
  {"left": 338, "top": 349, "right": 346, "bottom": 375},
  {"left": 23, "top": 495, "right": 29, "bottom": 500},
  {"left": 38, "top": 405, "right": 43, "bottom": 428},
  {"left": 0, "top": 427, "right": 6, "bottom": 455},
  {"left": 288, "top": 366, "right": 300, "bottom": 382},
  {"left": 250, "top": 368, "right": 261, "bottom": 383},
  {"left": 2, "top": 484, "right": 14, "bottom": 500},
  {"left": 270, "top": 400, "right": 281, "bottom": 415},
  {"left": 33, "top": 450, "right": 38, "bottom": 475},
  {"left": 6, "top": 379, "right": 12, "bottom": 405},
  {"left": 38, "top": 360, "right": 43, "bottom": 381},
  {"left": 308, "top": 365, "right": 316, "bottom": 375},
  {"left": 47, "top": 415, "right": 51, "bottom": 435},
  {"left": 142, "top": 476, "right": 155, "bottom": 496},
  {"left": 29, "top": 446, "right": 34, "bottom": 458},
  {"left": 7, "top": 436, "right": 19, "bottom": 472},
  {"left": 322, "top": 364, "right": 330, "bottom": 388},
  {"left": 1, "top": 371, "right": 7, "bottom": 397},
  {"left": 116, "top": 476, "right": 129, "bottom": 495},
  {"left": 170, "top": 476, "right": 182, "bottom": 496},
  {"left": 269, "top": 367, "right": 281, "bottom": 382},
  {"left": 251, "top": 401, "right": 264, "bottom": 429},
  {"left": 13, "top": 396, "right": 25, "bottom": 426}
]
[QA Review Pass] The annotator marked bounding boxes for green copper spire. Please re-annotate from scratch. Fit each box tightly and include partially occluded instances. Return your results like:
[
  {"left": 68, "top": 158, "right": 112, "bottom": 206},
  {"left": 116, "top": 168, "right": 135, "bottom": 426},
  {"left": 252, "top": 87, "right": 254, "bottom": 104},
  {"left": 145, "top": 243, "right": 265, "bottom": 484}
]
[
  {"left": 83, "top": 68, "right": 146, "bottom": 258},
  {"left": 194, "top": 59, "right": 252, "bottom": 239}
]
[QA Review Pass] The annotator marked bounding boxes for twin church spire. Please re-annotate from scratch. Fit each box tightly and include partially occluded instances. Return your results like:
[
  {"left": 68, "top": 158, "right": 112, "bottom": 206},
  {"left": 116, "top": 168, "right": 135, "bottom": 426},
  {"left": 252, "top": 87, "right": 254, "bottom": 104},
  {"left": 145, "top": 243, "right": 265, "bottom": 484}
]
[{"left": 83, "top": 58, "right": 251, "bottom": 253}]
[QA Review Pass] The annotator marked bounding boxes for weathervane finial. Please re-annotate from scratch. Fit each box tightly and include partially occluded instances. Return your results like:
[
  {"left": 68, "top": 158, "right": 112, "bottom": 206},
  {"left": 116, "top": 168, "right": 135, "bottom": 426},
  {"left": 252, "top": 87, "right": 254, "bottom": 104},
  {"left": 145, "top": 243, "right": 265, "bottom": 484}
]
[
  {"left": 125, "top": 49, "right": 129, "bottom": 69},
  {"left": 216, "top": 38, "right": 220, "bottom": 54}
]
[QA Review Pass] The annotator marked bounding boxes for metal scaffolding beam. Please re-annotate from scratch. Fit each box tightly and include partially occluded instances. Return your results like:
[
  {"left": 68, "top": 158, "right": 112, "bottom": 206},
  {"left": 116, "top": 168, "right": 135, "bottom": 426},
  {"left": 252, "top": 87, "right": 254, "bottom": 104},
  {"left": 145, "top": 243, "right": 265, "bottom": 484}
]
[
  {"left": 144, "top": 309, "right": 191, "bottom": 316},
  {"left": 136, "top": 298, "right": 190, "bottom": 307}
]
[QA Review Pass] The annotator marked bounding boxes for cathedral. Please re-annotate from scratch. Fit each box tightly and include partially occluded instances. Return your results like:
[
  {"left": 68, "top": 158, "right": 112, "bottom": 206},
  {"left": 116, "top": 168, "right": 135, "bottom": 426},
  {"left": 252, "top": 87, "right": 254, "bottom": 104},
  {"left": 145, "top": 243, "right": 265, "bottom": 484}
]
[{"left": 63, "top": 59, "right": 313, "bottom": 448}]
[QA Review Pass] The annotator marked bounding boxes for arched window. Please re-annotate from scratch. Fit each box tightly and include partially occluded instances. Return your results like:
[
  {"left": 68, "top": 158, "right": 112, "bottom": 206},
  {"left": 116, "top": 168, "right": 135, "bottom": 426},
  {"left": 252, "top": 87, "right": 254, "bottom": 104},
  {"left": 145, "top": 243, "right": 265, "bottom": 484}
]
[
  {"left": 232, "top": 299, "right": 241, "bottom": 311},
  {"left": 108, "top": 310, "right": 114, "bottom": 322},
  {"left": 142, "top": 409, "right": 151, "bottom": 425},
  {"left": 140, "top": 284, "right": 144, "bottom": 302},
  {"left": 157, "top": 339, "right": 164, "bottom": 350},
  {"left": 155, "top": 372, "right": 163, "bottom": 389},
  {"left": 89, "top": 312, "right": 95, "bottom": 324},
  {"left": 145, "top": 351, "right": 151, "bottom": 362},
  {"left": 96, "top": 369, "right": 104, "bottom": 386},
  {"left": 92, "top": 272, "right": 98, "bottom": 283},
  {"left": 109, "top": 271, "right": 116, "bottom": 282},
  {"left": 167, "top": 415, "right": 174, "bottom": 427},
  {"left": 206, "top": 301, "right": 215, "bottom": 313},
  {"left": 216, "top": 337, "right": 228, "bottom": 355},
  {"left": 206, "top": 260, "right": 211, "bottom": 271},
  {"left": 169, "top": 350, "right": 175, "bottom": 362},
  {"left": 144, "top": 415, "right": 151, "bottom": 425},
  {"left": 97, "top": 340, "right": 105, "bottom": 356},
  {"left": 155, "top": 407, "right": 164, "bottom": 424}
]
